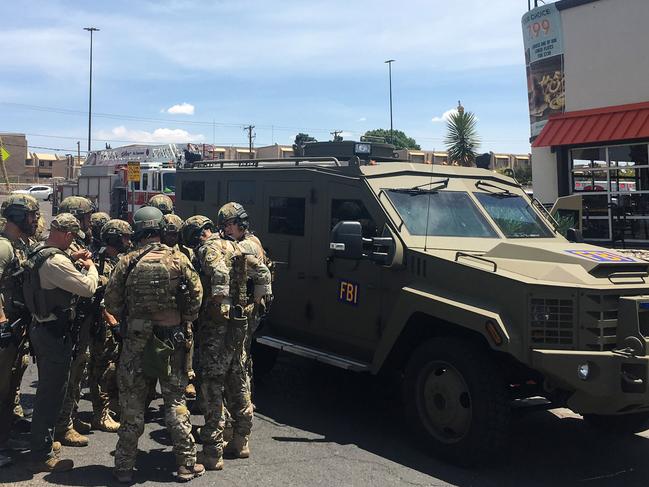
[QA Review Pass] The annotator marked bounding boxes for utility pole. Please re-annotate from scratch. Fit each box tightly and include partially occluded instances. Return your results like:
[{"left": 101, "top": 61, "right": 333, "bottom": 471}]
[
  {"left": 384, "top": 59, "right": 395, "bottom": 144},
  {"left": 84, "top": 27, "right": 99, "bottom": 153},
  {"left": 330, "top": 130, "right": 343, "bottom": 142},
  {"left": 244, "top": 125, "right": 255, "bottom": 158}
]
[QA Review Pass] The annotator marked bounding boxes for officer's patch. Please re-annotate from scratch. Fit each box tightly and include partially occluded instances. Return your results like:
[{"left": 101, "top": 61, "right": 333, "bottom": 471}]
[{"left": 565, "top": 250, "right": 637, "bottom": 262}]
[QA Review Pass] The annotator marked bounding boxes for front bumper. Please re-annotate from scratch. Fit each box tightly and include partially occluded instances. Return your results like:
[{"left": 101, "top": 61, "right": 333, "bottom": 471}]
[{"left": 532, "top": 349, "right": 649, "bottom": 415}]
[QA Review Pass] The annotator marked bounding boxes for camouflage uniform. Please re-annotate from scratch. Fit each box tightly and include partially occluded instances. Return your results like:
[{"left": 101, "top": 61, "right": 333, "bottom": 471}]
[
  {"left": 104, "top": 242, "right": 203, "bottom": 471},
  {"left": 88, "top": 253, "right": 120, "bottom": 427},
  {"left": 0, "top": 236, "right": 33, "bottom": 444},
  {"left": 195, "top": 232, "right": 271, "bottom": 460}
]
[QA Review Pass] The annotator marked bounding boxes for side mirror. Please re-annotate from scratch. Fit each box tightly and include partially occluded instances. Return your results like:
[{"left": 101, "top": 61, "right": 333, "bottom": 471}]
[
  {"left": 329, "top": 221, "right": 363, "bottom": 259},
  {"left": 566, "top": 227, "right": 584, "bottom": 243}
]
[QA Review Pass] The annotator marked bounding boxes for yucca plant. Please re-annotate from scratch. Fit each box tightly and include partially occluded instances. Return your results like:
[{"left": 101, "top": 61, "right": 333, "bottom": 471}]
[{"left": 444, "top": 102, "right": 480, "bottom": 167}]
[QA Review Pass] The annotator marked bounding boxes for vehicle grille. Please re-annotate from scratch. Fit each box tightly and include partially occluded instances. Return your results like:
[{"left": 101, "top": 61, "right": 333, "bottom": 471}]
[
  {"left": 581, "top": 293, "right": 619, "bottom": 351},
  {"left": 530, "top": 298, "right": 575, "bottom": 347}
]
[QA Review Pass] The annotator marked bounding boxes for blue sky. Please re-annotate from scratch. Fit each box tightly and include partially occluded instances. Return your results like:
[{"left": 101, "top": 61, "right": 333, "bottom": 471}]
[{"left": 1, "top": 0, "right": 534, "bottom": 155}]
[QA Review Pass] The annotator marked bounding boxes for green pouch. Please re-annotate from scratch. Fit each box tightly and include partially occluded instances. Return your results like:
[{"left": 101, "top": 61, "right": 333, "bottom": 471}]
[{"left": 142, "top": 333, "right": 174, "bottom": 379}]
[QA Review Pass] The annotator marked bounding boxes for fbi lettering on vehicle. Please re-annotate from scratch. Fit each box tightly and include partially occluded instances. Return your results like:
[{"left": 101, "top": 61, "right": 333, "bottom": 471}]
[{"left": 338, "top": 280, "right": 359, "bottom": 305}]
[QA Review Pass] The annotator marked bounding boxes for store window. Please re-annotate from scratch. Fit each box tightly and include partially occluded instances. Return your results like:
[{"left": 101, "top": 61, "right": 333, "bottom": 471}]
[{"left": 570, "top": 144, "right": 649, "bottom": 241}]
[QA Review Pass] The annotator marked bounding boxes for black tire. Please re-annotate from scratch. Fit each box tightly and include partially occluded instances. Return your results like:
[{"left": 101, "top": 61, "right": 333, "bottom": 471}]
[
  {"left": 251, "top": 341, "right": 279, "bottom": 379},
  {"left": 403, "top": 337, "right": 510, "bottom": 466},
  {"left": 583, "top": 412, "right": 649, "bottom": 434}
]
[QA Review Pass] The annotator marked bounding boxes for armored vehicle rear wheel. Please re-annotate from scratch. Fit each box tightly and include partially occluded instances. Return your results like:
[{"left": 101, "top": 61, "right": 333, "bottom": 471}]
[
  {"left": 583, "top": 412, "right": 649, "bottom": 434},
  {"left": 403, "top": 338, "right": 510, "bottom": 466}
]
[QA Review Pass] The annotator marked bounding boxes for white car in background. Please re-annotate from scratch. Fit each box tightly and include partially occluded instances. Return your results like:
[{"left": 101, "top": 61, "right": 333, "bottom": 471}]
[{"left": 11, "top": 185, "right": 53, "bottom": 201}]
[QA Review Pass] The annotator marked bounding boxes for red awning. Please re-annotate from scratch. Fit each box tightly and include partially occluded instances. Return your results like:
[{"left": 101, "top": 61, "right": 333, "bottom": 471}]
[{"left": 532, "top": 101, "right": 649, "bottom": 148}]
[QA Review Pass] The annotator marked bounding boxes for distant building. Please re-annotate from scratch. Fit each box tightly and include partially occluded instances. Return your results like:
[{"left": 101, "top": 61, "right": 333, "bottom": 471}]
[
  {"left": 395, "top": 148, "right": 530, "bottom": 171},
  {"left": 30, "top": 152, "right": 66, "bottom": 179},
  {"left": 256, "top": 144, "right": 294, "bottom": 159},
  {"left": 0, "top": 133, "right": 31, "bottom": 182}
]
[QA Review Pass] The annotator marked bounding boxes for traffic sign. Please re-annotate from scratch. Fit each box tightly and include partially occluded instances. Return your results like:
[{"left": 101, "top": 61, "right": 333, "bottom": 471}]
[
  {"left": 0, "top": 146, "right": 9, "bottom": 161},
  {"left": 127, "top": 161, "right": 141, "bottom": 182}
]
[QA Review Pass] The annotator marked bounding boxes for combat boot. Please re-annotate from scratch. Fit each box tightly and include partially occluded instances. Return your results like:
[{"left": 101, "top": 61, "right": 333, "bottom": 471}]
[
  {"left": 197, "top": 450, "right": 223, "bottom": 471},
  {"left": 28, "top": 457, "right": 74, "bottom": 473},
  {"left": 184, "top": 383, "right": 196, "bottom": 399},
  {"left": 177, "top": 463, "right": 205, "bottom": 482},
  {"left": 92, "top": 411, "right": 120, "bottom": 432},
  {"left": 73, "top": 418, "right": 92, "bottom": 434},
  {"left": 113, "top": 468, "right": 134, "bottom": 483},
  {"left": 55, "top": 427, "right": 89, "bottom": 447},
  {"left": 224, "top": 434, "right": 249, "bottom": 459}
]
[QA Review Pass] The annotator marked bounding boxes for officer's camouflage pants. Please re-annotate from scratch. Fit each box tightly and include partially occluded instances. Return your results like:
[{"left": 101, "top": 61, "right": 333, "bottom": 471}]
[
  {"left": 199, "top": 304, "right": 250, "bottom": 456},
  {"left": 0, "top": 338, "right": 28, "bottom": 443},
  {"left": 89, "top": 323, "right": 119, "bottom": 420},
  {"left": 115, "top": 318, "right": 196, "bottom": 471},
  {"left": 56, "top": 315, "right": 92, "bottom": 433}
]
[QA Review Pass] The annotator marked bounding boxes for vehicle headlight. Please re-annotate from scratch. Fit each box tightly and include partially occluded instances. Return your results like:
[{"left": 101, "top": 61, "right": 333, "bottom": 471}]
[{"left": 355, "top": 143, "right": 371, "bottom": 154}]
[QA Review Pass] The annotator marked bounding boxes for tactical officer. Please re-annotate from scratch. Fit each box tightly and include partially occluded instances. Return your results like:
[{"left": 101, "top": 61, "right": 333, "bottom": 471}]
[
  {"left": 181, "top": 215, "right": 270, "bottom": 469},
  {"left": 54, "top": 196, "right": 97, "bottom": 446},
  {"left": 148, "top": 194, "right": 174, "bottom": 215},
  {"left": 87, "top": 219, "right": 133, "bottom": 433},
  {"left": 0, "top": 195, "right": 39, "bottom": 467},
  {"left": 26, "top": 213, "right": 99, "bottom": 473},
  {"left": 162, "top": 213, "right": 196, "bottom": 399},
  {"left": 217, "top": 202, "right": 273, "bottom": 459},
  {"left": 89, "top": 211, "right": 110, "bottom": 253},
  {"left": 105, "top": 206, "right": 204, "bottom": 483}
]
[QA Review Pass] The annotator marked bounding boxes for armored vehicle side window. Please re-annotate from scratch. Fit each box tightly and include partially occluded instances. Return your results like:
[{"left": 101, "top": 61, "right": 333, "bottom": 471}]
[
  {"left": 181, "top": 180, "right": 205, "bottom": 201},
  {"left": 475, "top": 193, "right": 553, "bottom": 238},
  {"left": 386, "top": 190, "right": 497, "bottom": 237},
  {"left": 331, "top": 199, "right": 377, "bottom": 238},
  {"left": 269, "top": 197, "right": 305, "bottom": 236},
  {"left": 229, "top": 181, "right": 256, "bottom": 205}
]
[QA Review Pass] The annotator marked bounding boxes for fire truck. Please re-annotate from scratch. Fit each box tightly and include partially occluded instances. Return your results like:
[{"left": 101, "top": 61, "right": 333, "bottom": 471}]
[{"left": 54, "top": 144, "right": 183, "bottom": 218}]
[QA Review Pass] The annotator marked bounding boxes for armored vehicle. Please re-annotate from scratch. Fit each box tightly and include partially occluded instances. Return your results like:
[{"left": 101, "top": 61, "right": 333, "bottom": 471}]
[{"left": 177, "top": 158, "right": 649, "bottom": 464}]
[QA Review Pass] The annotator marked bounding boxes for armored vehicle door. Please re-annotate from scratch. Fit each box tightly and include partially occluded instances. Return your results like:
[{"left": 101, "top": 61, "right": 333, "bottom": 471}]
[
  {"left": 309, "top": 180, "right": 386, "bottom": 360},
  {"left": 262, "top": 180, "right": 314, "bottom": 337}
]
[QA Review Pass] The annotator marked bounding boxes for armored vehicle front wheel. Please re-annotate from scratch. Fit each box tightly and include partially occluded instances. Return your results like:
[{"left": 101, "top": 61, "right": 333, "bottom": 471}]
[
  {"left": 403, "top": 338, "right": 510, "bottom": 465},
  {"left": 583, "top": 412, "right": 649, "bottom": 434}
]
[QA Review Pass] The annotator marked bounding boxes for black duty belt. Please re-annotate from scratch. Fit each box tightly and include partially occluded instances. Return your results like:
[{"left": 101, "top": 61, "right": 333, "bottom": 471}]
[{"left": 153, "top": 324, "right": 185, "bottom": 344}]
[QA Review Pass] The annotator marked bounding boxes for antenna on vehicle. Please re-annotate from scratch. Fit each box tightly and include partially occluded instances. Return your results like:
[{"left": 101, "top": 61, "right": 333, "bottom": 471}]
[{"left": 423, "top": 148, "right": 434, "bottom": 252}]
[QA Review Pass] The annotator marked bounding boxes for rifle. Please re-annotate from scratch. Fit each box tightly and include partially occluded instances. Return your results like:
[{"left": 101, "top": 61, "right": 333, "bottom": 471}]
[
  {"left": 0, "top": 317, "right": 25, "bottom": 349},
  {"left": 91, "top": 247, "right": 107, "bottom": 337}
]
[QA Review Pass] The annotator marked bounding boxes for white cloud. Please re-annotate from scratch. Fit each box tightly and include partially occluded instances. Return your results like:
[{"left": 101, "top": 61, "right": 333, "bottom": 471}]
[
  {"left": 431, "top": 108, "right": 458, "bottom": 123},
  {"left": 166, "top": 103, "right": 195, "bottom": 115},
  {"left": 358, "top": 117, "right": 367, "bottom": 122},
  {"left": 97, "top": 126, "right": 205, "bottom": 143}
]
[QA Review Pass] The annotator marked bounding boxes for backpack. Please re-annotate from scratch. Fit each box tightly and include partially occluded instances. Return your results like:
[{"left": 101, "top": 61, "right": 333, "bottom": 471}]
[
  {"left": 22, "top": 243, "right": 72, "bottom": 318},
  {"left": 125, "top": 244, "right": 179, "bottom": 316}
]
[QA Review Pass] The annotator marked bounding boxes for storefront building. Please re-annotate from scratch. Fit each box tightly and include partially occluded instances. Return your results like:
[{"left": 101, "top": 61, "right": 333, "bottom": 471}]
[{"left": 525, "top": 0, "right": 649, "bottom": 243}]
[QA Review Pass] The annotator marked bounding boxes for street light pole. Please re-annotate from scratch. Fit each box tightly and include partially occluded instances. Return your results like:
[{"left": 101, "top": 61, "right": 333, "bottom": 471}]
[
  {"left": 84, "top": 27, "right": 99, "bottom": 153},
  {"left": 384, "top": 59, "right": 395, "bottom": 144}
]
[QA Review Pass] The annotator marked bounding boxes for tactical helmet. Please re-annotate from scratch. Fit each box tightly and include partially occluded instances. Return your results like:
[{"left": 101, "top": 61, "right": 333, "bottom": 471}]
[
  {"left": 101, "top": 219, "right": 134, "bottom": 250},
  {"left": 58, "top": 196, "right": 95, "bottom": 217},
  {"left": 1, "top": 194, "right": 40, "bottom": 236},
  {"left": 181, "top": 215, "right": 213, "bottom": 249},
  {"left": 132, "top": 206, "right": 164, "bottom": 239},
  {"left": 148, "top": 194, "right": 174, "bottom": 215},
  {"left": 162, "top": 214, "right": 183, "bottom": 234},
  {"left": 90, "top": 212, "right": 110, "bottom": 240},
  {"left": 216, "top": 202, "right": 249, "bottom": 230}
]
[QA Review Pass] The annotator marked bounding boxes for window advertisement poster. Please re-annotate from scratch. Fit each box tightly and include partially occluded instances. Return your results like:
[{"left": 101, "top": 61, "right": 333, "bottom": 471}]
[{"left": 522, "top": 4, "right": 566, "bottom": 139}]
